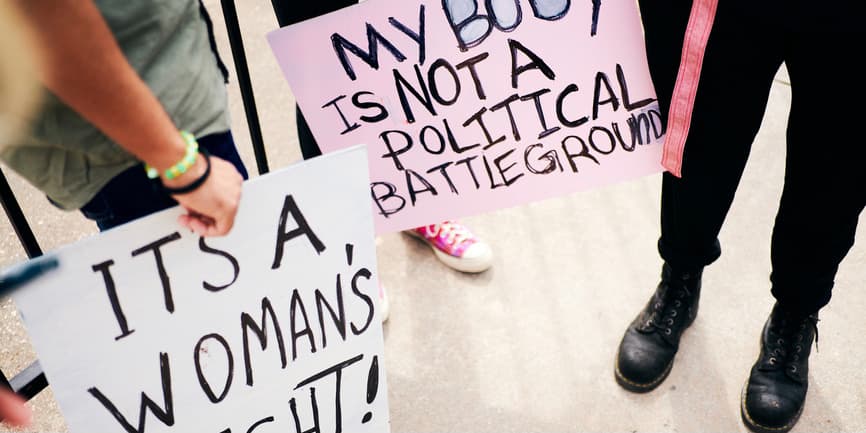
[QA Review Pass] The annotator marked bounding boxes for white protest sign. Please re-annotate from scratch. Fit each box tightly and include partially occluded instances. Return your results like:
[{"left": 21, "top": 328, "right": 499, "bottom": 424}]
[
  {"left": 268, "top": 0, "right": 663, "bottom": 233},
  {"left": 13, "top": 146, "right": 389, "bottom": 433}
]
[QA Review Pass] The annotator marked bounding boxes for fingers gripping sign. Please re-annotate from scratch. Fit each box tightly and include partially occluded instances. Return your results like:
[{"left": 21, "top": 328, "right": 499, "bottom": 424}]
[{"left": 167, "top": 154, "right": 244, "bottom": 237}]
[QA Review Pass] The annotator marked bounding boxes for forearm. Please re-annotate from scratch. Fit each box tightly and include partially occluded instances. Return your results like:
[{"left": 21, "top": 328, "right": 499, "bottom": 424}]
[
  {"left": 15, "top": 0, "right": 186, "bottom": 172},
  {"left": 16, "top": 0, "right": 243, "bottom": 236}
]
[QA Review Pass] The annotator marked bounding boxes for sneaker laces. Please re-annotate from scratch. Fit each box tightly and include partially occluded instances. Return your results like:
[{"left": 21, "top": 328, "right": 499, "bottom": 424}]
[{"left": 422, "top": 221, "right": 472, "bottom": 247}]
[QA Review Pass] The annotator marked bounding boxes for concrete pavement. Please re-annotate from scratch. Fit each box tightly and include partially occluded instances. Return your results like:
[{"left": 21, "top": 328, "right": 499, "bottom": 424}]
[{"left": 1, "top": 1, "right": 864, "bottom": 432}]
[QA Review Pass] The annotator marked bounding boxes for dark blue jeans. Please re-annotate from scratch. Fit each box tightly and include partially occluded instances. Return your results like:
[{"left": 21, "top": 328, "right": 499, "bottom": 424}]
[{"left": 80, "top": 131, "right": 249, "bottom": 231}]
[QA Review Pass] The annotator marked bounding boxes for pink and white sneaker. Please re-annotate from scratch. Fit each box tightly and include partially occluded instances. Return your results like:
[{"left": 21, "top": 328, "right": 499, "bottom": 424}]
[{"left": 407, "top": 220, "right": 493, "bottom": 273}]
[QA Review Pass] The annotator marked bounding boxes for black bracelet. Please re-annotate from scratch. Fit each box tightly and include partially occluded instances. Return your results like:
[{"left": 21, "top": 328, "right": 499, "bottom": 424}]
[{"left": 161, "top": 149, "right": 212, "bottom": 195}]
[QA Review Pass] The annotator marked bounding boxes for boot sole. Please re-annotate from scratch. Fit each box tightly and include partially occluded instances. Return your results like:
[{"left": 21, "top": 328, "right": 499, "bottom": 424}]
[
  {"left": 614, "top": 355, "right": 674, "bottom": 393},
  {"left": 740, "top": 380, "right": 803, "bottom": 433}
]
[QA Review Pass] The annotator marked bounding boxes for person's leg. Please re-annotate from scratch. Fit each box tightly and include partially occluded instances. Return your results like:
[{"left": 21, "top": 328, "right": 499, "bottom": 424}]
[
  {"left": 741, "top": 8, "right": 866, "bottom": 431},
  {"left": 296, "top": 106, "right": 322, "bottom": 159},
  {"left": 270, "top": 0, "right": 357, "bottom": 27},
  {"left": 271, "top": 1, "right": 354, "bottom": 159},
  {"left": 615, "top": 0, "right": 784, "bottom": 392},
  {"left": 80, "top": 131, "right": 248, "bottom": 231},
  {"left": 271, "top": 1, "right": 358, "bottom": 159},
  {"left": 769, "top": 39, "right": 866, "bottom": 317},
  {"left": 656, "top": 2, "right": 784, "bottom": 271}
]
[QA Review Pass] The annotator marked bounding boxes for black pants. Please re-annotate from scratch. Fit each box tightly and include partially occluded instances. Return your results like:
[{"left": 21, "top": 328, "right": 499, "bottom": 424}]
[
  {"left": 271, "top": 0, "right": 358, "bottom": 159},
  {"left": 641, "top": 0, "right": 866, "bottom": 315}
]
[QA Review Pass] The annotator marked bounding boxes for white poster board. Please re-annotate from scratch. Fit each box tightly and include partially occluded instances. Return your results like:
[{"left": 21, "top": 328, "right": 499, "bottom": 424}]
[{"left": 13, "top": 146, "right": 389, "bottom": 433}]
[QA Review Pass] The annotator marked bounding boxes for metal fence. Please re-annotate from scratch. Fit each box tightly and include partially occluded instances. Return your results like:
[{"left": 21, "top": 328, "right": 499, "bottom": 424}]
[{"left": 0, "top": 0, "right": 271, "bottom": 402}]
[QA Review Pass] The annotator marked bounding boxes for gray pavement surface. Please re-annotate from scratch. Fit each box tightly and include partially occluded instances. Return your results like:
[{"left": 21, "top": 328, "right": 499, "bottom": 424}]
[{"left": 1, "top": 1, "right": 864, "bottom": 432}]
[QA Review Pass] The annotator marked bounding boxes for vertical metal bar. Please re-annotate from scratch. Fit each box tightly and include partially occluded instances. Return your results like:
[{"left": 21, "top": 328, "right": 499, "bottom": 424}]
[
  {"left": 220, "top": 0, "right": 270, "bottom": 175},
  {"left": 0, "top": 168, "right": 42, "bottom": 259},
  {"left": 0, "top": 168, "right": 48, "bottom": 401}
]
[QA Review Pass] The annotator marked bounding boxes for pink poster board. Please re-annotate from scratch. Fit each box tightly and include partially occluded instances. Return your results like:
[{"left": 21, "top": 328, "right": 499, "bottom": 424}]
[{"left": 268, "top": 0, "right": 663, "bottom": 233}]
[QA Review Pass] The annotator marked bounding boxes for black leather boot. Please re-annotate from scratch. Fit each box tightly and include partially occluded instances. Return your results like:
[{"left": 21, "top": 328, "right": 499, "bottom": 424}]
[
  {"left": 741, "top": 303, "right": 819, "bottom": 433},
  {"left": 615, "top": 263, "right": 702, "bottom": 392}
]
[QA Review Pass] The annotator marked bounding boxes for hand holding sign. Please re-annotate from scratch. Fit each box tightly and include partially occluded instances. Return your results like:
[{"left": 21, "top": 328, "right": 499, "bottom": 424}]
[{"left": 170, "top": 154, "right": 245, "bottom": 237}]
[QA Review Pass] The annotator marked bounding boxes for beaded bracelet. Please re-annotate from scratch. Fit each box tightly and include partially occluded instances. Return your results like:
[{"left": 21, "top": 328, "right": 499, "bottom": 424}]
[
  {"left": 160, "top": 149, "right": 212, "bottom": 195},
  {"left": 145, "top": 131, "right": 199, "bottom": 180}
]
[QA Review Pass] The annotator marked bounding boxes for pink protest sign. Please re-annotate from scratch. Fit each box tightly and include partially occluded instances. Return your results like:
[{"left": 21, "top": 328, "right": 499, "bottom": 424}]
[{"left": 268, "top": 0, "right": 663, "bottom": 233}]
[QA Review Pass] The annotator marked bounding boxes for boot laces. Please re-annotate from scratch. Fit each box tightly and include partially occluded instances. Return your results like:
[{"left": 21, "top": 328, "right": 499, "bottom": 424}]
[
  {"left": 763, "top": 313, "right": 819, "bottom": 375},
  {"left": 645, "top": 284, "right": 692, "bottom": 336}
]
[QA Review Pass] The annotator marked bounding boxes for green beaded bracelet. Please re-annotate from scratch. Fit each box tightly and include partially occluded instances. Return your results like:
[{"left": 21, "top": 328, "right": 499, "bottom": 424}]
[{"left": 145, "top": 131, "right": 199, "bottom": 180}]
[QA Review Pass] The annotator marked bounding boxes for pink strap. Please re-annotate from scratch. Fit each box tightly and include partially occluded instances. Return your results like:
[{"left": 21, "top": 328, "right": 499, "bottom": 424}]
[{"left": 661, "top": 0, "right": 719, "bottom": 177}]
